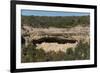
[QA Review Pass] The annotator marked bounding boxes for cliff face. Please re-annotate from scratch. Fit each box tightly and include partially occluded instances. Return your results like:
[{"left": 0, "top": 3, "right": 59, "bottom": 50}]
[
  {"left": 22, "top": 25, "right": 89, "bottom": 40},
  {"left": 21, "top": 25, "right": 90, "bottom": 52}
]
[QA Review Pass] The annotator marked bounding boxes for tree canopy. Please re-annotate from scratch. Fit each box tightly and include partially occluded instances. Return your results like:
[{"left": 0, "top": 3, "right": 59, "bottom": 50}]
[{"left": 21, "top": 15, "right": 90, "bottom": 28}]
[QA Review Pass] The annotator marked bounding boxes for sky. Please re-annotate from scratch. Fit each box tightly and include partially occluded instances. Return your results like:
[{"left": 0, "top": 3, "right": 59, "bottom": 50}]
[{"left": 21, "top": 10, "right": 90, "bottom": 16}]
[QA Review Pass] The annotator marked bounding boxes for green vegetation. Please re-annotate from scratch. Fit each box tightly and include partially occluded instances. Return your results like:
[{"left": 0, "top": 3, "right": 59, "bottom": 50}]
[
  {"left": 21, "top": 15, "right": 90, "bottom": 28},
  {"left": 74, "top": 41, "right": 90, "bottom": 60},
  {"left": 21, "top": 40, "right": 90, "bottom": 63}
]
